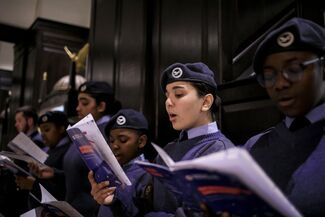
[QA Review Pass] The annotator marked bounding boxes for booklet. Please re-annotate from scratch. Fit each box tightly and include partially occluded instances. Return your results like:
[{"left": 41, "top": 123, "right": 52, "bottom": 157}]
[
  {"left": 135, "top": 144, "right": 303, "bottom": 217},
  {"left": 8, "top": 132, "right": 48, "bottom": 164},
  {"left": 0, "top": 151, "right": 47, "bottom": 169},
  {"left": 21, "top": 184, "right": 83, "bottom": 217},
  {"left": 66, "top": 114, "right": 131, "bottom": 186},
  {"left": 0, "top": 154, "right": 31, "bottom": 176}
]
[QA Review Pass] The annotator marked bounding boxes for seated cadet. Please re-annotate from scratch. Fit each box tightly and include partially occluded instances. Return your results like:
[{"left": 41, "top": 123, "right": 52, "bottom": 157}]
[
  {"left": 244, "top": 17, "right": 325, "bottom": 217},
  {"left": 16, "top": 111, "right": 71, "bottom": 205},
  {"left": 88, "top": 108, "right": 151, "bottom": 217},
  {"left": 144, "top": 62, "right": 235, "bottom": 217}
]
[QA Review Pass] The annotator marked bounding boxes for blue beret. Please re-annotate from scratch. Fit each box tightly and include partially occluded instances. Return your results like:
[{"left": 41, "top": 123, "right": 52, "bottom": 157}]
[
  {"left": 105, "top": 109, "right": 148, "bottom": 135},
  {"left": 160, "top": 62, "right": 217, "bottom": 91},
  {"left": 38, "top": 111, "right": 69, "bottom": 127},
  {"left": 254, "top": 17, "right": 325, "bottom": 74},
  {"left": 78, "top": 81, "right": 113, "bottom": 95}
]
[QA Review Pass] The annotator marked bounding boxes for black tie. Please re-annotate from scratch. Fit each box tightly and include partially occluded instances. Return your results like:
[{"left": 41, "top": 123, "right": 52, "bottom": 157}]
[
  {"left": 179, "top": 131, "right": 188, "bottom": 141},
  {"left": 289, "top": 116, "right": 311, "bottom": 132}
]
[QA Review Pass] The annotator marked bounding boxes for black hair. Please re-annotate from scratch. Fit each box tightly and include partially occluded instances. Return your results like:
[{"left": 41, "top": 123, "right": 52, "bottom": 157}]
[
  {"left": 15, "top": 105, "right": 38, "bottom": 124},
  {"left": 88, "top": 92, "right": 122, "bottom": 116},
  {"left": 135, "top": 129, "right": 157, "bottom": 162},
  {"left": 191, "top": 82, "right": 221, "bottom": 121}
]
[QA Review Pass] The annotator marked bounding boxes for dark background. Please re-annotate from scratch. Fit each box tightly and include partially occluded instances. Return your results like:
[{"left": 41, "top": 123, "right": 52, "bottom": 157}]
[{"left": 0, "top": 0, "right": 324, "bottom": 148}]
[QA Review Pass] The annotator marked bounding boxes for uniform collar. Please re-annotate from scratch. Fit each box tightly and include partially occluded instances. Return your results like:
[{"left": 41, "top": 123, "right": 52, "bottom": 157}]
[
  {"left": 96, "top": 115, "right": 111, "bottom": 125},
  {"left": 123, "top": 154, "right": 145, "bottom": 168},
  {"left": 182, "top": 121, "right": 219, "bottom": 140},
  {"left": 285, "top": 102, "right": 325, "bottom": 128}
]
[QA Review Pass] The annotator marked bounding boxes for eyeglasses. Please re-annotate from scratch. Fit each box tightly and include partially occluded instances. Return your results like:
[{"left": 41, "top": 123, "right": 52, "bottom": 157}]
[{"left": 255, "top": 57, "right": 324, "bottom": 88}]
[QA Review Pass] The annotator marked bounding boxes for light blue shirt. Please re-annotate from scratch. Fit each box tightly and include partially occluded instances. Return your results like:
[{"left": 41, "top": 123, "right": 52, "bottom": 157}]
[
  {"left": 182, "top": 121, "right": 219, "bottom": 140},
  {"left": 96, "top": 115, "right": 111, "bottom": 125},
  {"left": 285, "top": 102, "right": 325, "bottom": 128}
]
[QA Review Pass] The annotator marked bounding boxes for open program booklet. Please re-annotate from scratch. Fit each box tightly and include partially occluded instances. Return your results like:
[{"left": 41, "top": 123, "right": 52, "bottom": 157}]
[
  {"left": 5, "top": 132, "right": 48, "bottom": 167},
  {"left": 135, "top": 144, "right": 302, "bottom": 217},
  {"left": 20, "top": 184, "right": 82, "bottom": 217},
  {"left": 66, "top": 114, "right": 131, "bottom": 186},
  {"left": 0, "top": 154, "right": 31, "bottom": 176}
]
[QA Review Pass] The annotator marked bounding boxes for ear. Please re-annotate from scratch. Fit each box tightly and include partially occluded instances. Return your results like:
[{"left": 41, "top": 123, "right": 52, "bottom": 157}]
[
  {"left": 137, "top": 134, "right": 148, "bottom": 149},
  {"left": 58, "top": 125, "right": 66, "bottom": 135},
  {"left": 97, "top": 101, "right": 106, "bottom": 113},
  {"left": 201, "top": 94, "right": 213, "bottom": 112},
  {"left": 27, "top": 117, "right": 34, "bottom": 127}
]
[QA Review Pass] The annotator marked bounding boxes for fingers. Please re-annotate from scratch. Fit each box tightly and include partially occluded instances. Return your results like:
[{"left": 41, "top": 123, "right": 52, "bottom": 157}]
[
  {"left": 88, "top": 170, "right": 115, "bottom": 205},
  {"left": 93, "top": 187, "right": 116, "bottom": 205},
  {"left": 28, "top": 162, "right": 40, "bottom": 175},
  {"left": 15, "top": 175, "right": 35, "bottom": 190}
]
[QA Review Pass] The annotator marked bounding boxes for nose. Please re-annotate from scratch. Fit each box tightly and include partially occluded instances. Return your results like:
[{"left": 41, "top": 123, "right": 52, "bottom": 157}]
[
  {"left": 273, "top": 72, "right": 290, "bottom": 91},
  {"left": 76, "top": 103, "right": 81, "bottom": 112},
  {"left": 110, "top": 142, "right": 119, "bottom": 150},
  {"left": 165, "top": 97, "right": 173, "bottom": 108}
]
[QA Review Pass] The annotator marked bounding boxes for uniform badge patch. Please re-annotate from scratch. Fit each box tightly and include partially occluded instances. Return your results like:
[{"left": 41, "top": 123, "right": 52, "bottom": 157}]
[
  {"left": 116, "top": 115, "right": 126, "bottom": 125},
  {"left": 171, "top": 67, "right": 183, "bottom": 78},
  {"left": 277, "top": 31, "right": 294, "bottom": 47}
]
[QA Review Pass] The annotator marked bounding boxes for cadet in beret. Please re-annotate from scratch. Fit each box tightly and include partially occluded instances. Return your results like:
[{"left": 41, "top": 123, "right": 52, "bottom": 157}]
[
  {"left": 244, "top": 17, "right": 325, "bottom": 216},
  {"left": 76, "top": 81, "right": 122, "bottom": 136},
  {"left": 88, "top": 109, "right": 151, "bottom": 217},
  {"left": 16, "top": 111, "right": 71, "bottom": 207},
  {"left": 145, "top": 62, "right": 235, "bottom": 216}
]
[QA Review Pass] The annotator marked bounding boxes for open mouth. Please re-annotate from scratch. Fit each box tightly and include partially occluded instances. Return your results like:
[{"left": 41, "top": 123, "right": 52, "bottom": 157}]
[
  {"left": 168, "top": 113, "right": 177, "bottom": 121},
  {"left": 277, "top": 97, "right": 295, "bottom": 107}
]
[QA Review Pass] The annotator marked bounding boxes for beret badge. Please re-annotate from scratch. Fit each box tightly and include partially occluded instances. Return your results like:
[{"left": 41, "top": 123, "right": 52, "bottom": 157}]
[
  {"left": 80, "top": 85, "right": 87, "bottom": 92},
  {"left": 42, "top": 116, "right": 48, "bottom": 122},
  {"left": 277, "top": 31, "right": 294, "bottom": 47},
  {"left": 116, "top": 115, "right": 126, "bottom": 125},
  {"left": 171, "top": 67, "right": 183, "bottom": 78}
]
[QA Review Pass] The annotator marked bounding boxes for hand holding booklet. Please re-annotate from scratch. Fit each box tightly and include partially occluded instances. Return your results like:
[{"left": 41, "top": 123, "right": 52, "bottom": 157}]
[
  {"left": 66, "top": 114, "right": 131, "bottom": 186},
  {"left": 135, "top": 144, "right": 303, "bottom": 217},
  {"left": 0, "top": 155, "right": 31, "bottom": 176}
]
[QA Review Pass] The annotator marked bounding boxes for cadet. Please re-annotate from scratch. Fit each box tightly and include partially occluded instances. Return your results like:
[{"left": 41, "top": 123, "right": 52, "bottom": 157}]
[
  {"left": 14, "top": 105, "right": 44, "bottom": 149},
  {"left": 145, "top": 62, "right": 235, "bottom": 216},
  {"left": 16, "top": 111, "right": 71, "bottom": 206},
  {"left": 57, "top": 80, "right": 122, "bottom": 216},
  {"left": 244, "top": 17, "right": 325, "bottom": 216},
  {"left": 76, "top": 81, "right": 121, "bottom": 135},
  {"left": 88, "top": 108, "right": 151, "bottom": 217}
]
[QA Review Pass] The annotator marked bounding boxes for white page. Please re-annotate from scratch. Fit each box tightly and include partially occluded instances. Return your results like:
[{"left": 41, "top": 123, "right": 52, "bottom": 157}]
[
  {"left": 68, "top": 114, "right": 131, "bottom": 186},
  {"left": 171, "top": 148, "right": 302, "bottom": 217},
  {"left": 0, "top": 151, "right": 47, "bottom": 168},
  {"left": 0, "top": 155, "right": 32, "bottom": 176},
  {"left": 39, "top": 184, "right": 57, "bottom": 203},
  {"left": 20, "top": 209, "right": 37, "bottom": 217},
  {"left": 9, "top": 132, "right": 48, "bottom": 163},
  {"left": 151, "top": 142, "right": 175, "bottom": 167},
  {"left": 44, "top": 201, "right": 83, "bottom": 217}
]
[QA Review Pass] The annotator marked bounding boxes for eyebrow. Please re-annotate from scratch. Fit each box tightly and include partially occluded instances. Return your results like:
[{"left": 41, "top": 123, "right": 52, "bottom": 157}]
[{"left": 78, "top": 96, "right": 90, "bottom": 101}]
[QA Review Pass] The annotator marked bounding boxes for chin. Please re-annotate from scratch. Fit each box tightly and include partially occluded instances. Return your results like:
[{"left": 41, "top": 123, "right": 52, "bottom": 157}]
[{"left": 172, "top": 124, "right": 182, "bottom": 131}]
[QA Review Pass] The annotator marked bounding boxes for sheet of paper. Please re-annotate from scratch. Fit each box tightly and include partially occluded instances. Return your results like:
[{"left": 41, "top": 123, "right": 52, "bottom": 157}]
[
  {"left": 9, "top": 132, "right": 48, "bottom": 163},
  {"left": 151, "top": 142, "right": 175, "bottom": 167},
  {"left": 68, "top": 114, "right": 131, "bottom": 186}
]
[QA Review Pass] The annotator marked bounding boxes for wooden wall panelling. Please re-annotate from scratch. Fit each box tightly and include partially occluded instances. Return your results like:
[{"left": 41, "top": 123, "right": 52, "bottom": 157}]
[
  {"left": 6, "top": 18, "right": 88, "bottom": 145},
  {"left": 89, "top": 0, "right": 323, "bottom": 146},
  {"left": 217, "top": 0, "right": 297, "bottom": 144}
]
